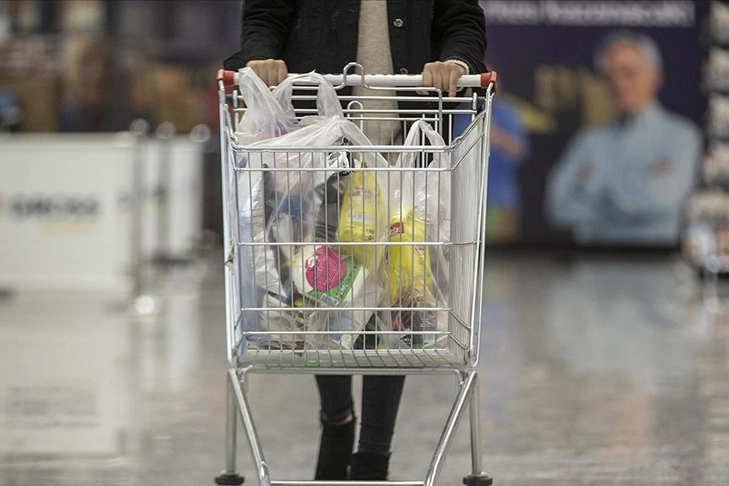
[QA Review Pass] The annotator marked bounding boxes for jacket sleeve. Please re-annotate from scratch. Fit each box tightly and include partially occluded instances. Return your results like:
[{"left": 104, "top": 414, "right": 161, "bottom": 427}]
[
  {"left": 223, "top": 0, "right": 295, "bottom": 70},
  {"left": 432, "top": 0, "right": 487, "bottom": 73}
]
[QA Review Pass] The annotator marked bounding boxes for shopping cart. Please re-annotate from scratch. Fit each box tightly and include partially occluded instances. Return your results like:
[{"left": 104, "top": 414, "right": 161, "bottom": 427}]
[{"left": 214, "top": 63, "right": 497, "bottom": 486}]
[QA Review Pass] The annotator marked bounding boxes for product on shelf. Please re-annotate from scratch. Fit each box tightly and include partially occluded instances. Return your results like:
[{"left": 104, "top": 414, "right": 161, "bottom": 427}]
[
  {"left": 683, "top": 3, "right": 729, "bottom": 274},
  {"left": 711, "top": 1, "right": 729, "bottom": 46},
  {"left": 707, "top": 48, "right": 729, "bottom": 91},
  {"left": 709, "top": 96, "right": 729, "bottom": 139},
  {"left": 703, "top": 143, "right": 729, "bottom": 186},
  {"left": 684, "top": 192, "right": 729, "bottom": 270}
]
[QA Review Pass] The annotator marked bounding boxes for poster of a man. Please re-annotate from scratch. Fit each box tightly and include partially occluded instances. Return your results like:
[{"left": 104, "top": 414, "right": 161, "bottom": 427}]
[{"left": 546, "top": 31, "right": 702, "bottom": 246}]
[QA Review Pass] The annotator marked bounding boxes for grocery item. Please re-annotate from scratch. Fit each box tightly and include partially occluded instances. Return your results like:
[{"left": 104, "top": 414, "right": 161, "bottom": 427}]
[
  {"left": 388, "top": 211, "right": 434, "bottom": 306},
  {"left": 386, "top": 120, "right": 453, "bottom": 349},
  {"left": 313, "top": 161, "right": 350, "bottom": 243},
  {"left": 289, "top": 245, "right": 374, "bottom": 349},
  {"left": 244, "top": 293, "right": 303, "bottom": 350},
  {"left": 392, "top": 309, "right": 436, "bottom": 348},
  {"left": 290, "top": 246, "right": 364, "bottom": 306},
  {"left": 387, "top": 210, "right": 438, "bottom": 348},
  {"left": 337, "top": 165, "right": 387, "bottom": 272}
]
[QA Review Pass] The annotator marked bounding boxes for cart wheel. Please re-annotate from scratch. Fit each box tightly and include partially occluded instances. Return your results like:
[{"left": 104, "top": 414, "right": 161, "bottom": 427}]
[
  {"left": 215, "top": 472, "right": 245, "bottom": 485},
  {"left": 463, "top": 474, "right": 493, "bottom": 486}
]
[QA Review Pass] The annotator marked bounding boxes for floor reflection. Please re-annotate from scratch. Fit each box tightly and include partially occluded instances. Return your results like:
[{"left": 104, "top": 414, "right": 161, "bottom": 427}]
[
  {"left": 0, "top": 292, "right": 135, "bottom": 485},
  {"left": 475, "top": 253, "right": 728, "bottom": 485},
  {"left": 0, "top": 252, "right": 728, "bottom": 485}
]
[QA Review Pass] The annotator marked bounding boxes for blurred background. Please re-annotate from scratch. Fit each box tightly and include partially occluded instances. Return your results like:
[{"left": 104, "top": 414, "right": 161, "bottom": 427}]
[
  {"left": 2, "top": 0, "right": 728, "bottom": 254},
  {"left": 2, "top": 1, "right": 729, "bottom": 485}
]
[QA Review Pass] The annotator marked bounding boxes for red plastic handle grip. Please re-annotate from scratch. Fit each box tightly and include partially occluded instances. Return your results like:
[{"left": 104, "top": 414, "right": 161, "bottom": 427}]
[
  {"left": 481, "top": 71, "right": 497, "bottom": 91},
  {"left": 217, "top": 69, "right": 236, "bottom": 86}
]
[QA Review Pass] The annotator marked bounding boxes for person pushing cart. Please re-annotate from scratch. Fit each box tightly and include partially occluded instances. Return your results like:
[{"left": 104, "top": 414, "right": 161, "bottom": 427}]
[{"left": 218, "top": 1, "right": 494, "bottom": 484}]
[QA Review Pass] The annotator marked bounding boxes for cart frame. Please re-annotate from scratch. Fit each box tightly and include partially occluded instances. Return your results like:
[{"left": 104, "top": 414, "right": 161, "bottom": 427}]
[{"left": 214, "top": 64, "right": 496, "bottom": 486}]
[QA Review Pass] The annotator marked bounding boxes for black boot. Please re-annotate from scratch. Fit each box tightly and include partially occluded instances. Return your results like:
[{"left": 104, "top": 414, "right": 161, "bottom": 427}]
[
  {"left": 349, "top": 452, "right": 391, "bottom": 480},
  {"left": 314, "top": 414, "right": 355, "bottom": 480}
]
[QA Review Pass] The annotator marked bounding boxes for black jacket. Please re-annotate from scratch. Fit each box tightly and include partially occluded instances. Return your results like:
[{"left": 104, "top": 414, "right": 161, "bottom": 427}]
[{"left": 223, "top": 0, "right": 487, "bottom": 76}]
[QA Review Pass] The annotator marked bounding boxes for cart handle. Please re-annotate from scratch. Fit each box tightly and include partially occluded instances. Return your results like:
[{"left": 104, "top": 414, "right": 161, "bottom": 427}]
[{"left": 217, "top": 69, "right": 497, "bottom": 92}]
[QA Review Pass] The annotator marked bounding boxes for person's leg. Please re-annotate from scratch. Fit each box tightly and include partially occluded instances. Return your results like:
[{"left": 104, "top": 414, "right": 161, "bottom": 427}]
[
  {"left": 314, "top": 375, "right": 355, "bottom": 480},
  {"left": 350, "top": 375, "right": 406, "bottom": 479}
]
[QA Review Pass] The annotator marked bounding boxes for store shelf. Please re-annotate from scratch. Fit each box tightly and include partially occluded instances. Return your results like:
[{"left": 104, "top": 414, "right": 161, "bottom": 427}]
[{"left": 688, "top": 2, "right": 729, "bottom": 274}]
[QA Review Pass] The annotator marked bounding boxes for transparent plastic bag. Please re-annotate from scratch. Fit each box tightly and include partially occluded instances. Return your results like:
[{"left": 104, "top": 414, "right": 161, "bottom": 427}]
[
  {"left": 237, "top": 116, "right": 391, "bottom": 350},
  {"left": 337, "top": 168, "right": 389, "bottom": 275},
  {"left": 395, "top": 120, "right": 451, "bottom": 240},
  {"left": 288, "top": 245, "right": 384, "bottom": 349},
  {"left": 273, "top": 72, "right": 344, "bottom": 122},
  {"left": 235, "top": 69, "right": 344, "bottom": 145},
  {"left": 238, "top": 153, "right": 343, "bottom": 351},
  {"left": 288, "top": 123, "right": 391, "bottom": 350},
  {"left": 235, "top": 68, "right": 297, "bottom": 145},
  {"left": 244, "top": 117, "right": 388, "bottom": 257},
  {"left": 387, "top": 120, "right": 452, "bottom": 348}
]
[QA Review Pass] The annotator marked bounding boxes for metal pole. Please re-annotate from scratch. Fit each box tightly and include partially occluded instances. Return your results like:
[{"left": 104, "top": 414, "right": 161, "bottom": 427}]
[
  {"left": 230, "top": 369, "right": 271, "bottom": 486},
  {"left": 218, "top": 84, "right": 237, "bottom": 365},
  {"left": 129, "top": 118, "right": 160, "bottom": 316},
  {"left": 471, "top": 91, "right": 494, "bottom": 368},
  {"left": 154, "top": 121, "right": 175, "bottom": 266},
  {"left": 190, "top": 123, "right": 212, "bottom": 259},
  {"left": 130, "top": 119, "right": 149, "bottom": 302},
  {"left": 423, "top": 371, "right": 476, "bottom": 486},
  {"left": 225, "top": 371, "right": 239, "bottom": 474},
  {"left": 216, "top": 370, "right": 245, "bottom": 485},
  {"left": 469, "top": 373, "right": 484, "bottom": 476}
]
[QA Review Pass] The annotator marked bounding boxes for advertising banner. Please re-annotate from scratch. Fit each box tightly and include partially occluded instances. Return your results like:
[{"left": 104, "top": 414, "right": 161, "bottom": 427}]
[
  {"left": 0, "top": 134, "right": 204, "bottom": 291},
  {"left": 479, "top": 0, "right": 708, "bottom": 247}
]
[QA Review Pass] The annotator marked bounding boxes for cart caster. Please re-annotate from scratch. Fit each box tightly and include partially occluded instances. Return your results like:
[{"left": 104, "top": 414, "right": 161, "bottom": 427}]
[
  {"left": 463, "top": 474, "right": 493, "bottom": 486},
  {"left": 215, "top": 472, "right": 245, "bottom": 485}
]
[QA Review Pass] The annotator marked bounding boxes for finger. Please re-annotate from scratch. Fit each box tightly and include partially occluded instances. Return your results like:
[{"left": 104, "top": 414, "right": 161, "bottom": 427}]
[
  {"left": 247, "top": 62, "right": 260, "bottom": 80},
  {"left": 255, "top": 65, "right": 269, "bottom": 85},
  {"left": 247, "top": 61, "right": 265, "bottom": 82},
  {"left": 256, "top": 60, "right": 271, "bottom": 86},
  {"left": 276, "top": 61, "right": 288, "bottom": 86},
  {"left": 422, "top": 64, "right": 433, "bottom": 91},
  {"left": 438, "top": 68, "right": 449, "bottom": 96},
  {"left": 264, "top": 64, "right": 277, "bottom": 87},
  {"left": 261, "top": 68, "right": 271, "bottom": 86},
  {"left": 449, "top": 68, "right": 460, "bottom": 98},
  {"left": 261, "top": 67, "right": 271, "bottom": 87}
]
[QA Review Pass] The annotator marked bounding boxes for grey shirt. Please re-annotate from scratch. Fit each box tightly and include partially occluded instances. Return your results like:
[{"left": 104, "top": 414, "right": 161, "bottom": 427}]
[{"left": 547, "top": 103, "right": 702, "bottom": 245}]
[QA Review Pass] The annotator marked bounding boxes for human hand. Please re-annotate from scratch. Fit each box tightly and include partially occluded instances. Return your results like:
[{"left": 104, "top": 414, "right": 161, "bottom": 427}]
[
  {"left": 422, "top": 61, "right": 467, "bottom": 97},
  {"left": 246, "top": 59, "right": 288, "bottom": 86}
]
